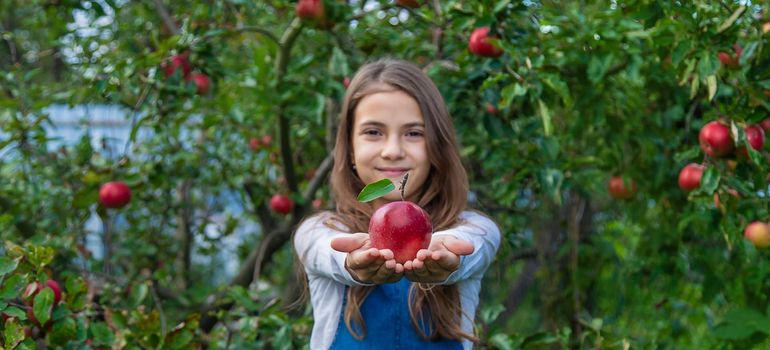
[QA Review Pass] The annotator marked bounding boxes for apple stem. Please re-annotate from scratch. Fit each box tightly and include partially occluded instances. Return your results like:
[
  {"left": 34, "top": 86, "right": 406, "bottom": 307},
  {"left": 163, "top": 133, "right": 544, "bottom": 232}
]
[{"left": 399, "top": 173, "right": 409, "bottom": 201}]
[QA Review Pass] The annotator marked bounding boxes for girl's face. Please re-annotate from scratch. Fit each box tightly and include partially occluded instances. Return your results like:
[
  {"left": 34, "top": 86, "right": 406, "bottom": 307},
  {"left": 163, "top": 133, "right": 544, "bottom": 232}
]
[{"left": 352, "top": 87, "right": 430, "bottom": 207}]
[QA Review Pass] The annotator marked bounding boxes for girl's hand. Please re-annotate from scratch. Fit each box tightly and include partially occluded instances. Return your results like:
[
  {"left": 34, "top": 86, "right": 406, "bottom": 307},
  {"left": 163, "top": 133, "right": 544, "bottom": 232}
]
[
  {"left": 403, "top": 236, "right": 475, "bottom": 283},
  {"left": 331, "top": 233, "right": 404, "bottom": 284}
]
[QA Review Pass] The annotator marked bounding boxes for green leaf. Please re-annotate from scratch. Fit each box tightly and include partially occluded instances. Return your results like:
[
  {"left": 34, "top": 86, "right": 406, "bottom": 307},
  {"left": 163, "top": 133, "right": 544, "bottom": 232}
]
[
  {"left": 50, "top": 317, "right": 78, "bottom": 344},
  {"left": 501, "top": 83, "right": 527, "bottom": 107},
  {"left": 3, "top": 306, "right": 26, "bottom": 319},
  {"left": 91, "top": 322, "right": 115, "bottom": 346},
  {"left": 739, "top": 41, "right": 759, "bottom": 66},
  {"left": 480, "top": 304, "right": 506, "bottom": 324},
  {"left": 0, "top": 275, "right": 26, "bottom": 299},
  {"left": 0, "top": 256, "right": 18, "bottom": 277},
  {"left": 707, "top": 75, "right": 717, "bottom": 101},
  {"left": 166, "top": 329, "right": 194, "bottom": 350},
  {"left": 671, "top": 40, "right": 691, "bottom": 67},
  {"left": 714, "top": 321, "right": 756, "bottom": 340},
  {"left": 521, "top": 332, "right": 559, "bottom": 349},
  {"left": 541, "top": 75, "right": 571, "bottom": 106},
  {"left": 32, "top": 288, "right": 54, "bottom": 326},
  {"left": 700, "top": 167, "right": 720, "bottom": 195},
  {"left": 587, "top": 54, "right": 614, "bottom": 82},
  {"left": 3, "top": 318, "right": 24, "bottom": 349},
  {"left": 724, "top": 308, "right": 770, "bottom": 333},
  {"left": 227, "top": 286, "right": 260, "bottom": 312},
  {"left": 128, "top": 282, "right": 148, "bottom": 308},
  {"left": 27, "top": 246, "right": 55, "bottom": 270},
  {"left": 328, "top": 46, "right": 350, "bottom": 78},
  {"left": 489, "top": 333, "right": 515, "bottom": 350},
  {"left": 538, "top": 99, "right": 552, "bottom": 137},
  {"left": 697, "top": 55, "right": 718, "bottom": 78},
  {"left": 357, "top": 179, "right": 395, "bottom": 203}
]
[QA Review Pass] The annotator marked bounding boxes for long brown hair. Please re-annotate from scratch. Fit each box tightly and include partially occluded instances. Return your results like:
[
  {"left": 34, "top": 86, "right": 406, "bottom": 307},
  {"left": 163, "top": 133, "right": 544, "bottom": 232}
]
[{"left": 329, "top": 58, "right": 477, "bottom": 342}]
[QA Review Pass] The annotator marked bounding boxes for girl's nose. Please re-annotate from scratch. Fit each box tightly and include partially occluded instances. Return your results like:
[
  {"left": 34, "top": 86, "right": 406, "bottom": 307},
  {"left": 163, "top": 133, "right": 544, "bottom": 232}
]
[{"left": 380, "top": 135, "right": 404, "bottom": 159}]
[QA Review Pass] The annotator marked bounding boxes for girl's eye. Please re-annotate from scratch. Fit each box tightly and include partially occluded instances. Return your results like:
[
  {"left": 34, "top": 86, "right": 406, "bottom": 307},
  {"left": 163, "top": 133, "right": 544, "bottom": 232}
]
[
  {"left": 406, "top": 130, "right": 424, "bottom": 138},
  {"left": 363, "top": 129, "right": 381, "bottom": 136}
]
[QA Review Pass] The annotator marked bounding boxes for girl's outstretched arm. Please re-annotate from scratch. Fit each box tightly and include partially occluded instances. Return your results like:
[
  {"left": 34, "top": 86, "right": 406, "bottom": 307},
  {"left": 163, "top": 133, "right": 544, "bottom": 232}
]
[
  {"left": 403, "top": 211, "right": 501, "bottom": 284},
  {"left": 294, "top": 213, "right": 402, "bottom": 285},
  {"left": 331, "top": 233, "right": 404, "bottom": 284}
]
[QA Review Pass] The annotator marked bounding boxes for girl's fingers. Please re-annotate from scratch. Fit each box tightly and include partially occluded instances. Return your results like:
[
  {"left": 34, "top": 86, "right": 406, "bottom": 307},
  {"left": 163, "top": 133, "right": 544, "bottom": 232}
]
[
  {"left": 331, "top": 233, "right": 370, "bottom": 253},
  {"left": 347, "top": 248, "right": 380, "bottom": 269},
  {"left": 394, "top": 262, "right": 404, "bottom": 274},
  {"left": 416, "top": 249, "right": 431, "bottom": 260},
  {"left": 442, "top": 236, "right": 475, "bottom": 256}
]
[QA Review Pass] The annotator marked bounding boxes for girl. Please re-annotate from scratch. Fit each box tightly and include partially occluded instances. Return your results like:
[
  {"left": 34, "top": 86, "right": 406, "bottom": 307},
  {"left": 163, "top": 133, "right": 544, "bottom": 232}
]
[{"left": 294, "top": 58, "right": 500, "bottom": 349}]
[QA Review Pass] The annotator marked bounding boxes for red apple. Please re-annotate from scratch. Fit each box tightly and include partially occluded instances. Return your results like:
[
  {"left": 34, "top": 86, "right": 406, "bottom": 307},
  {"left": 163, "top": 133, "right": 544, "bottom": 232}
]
[
  {"left": 23, "top": 280, "right": 62, "bottom": 306},
  {"left": 164, "top": 54, "right": 191, "bottom": 78},
  {"left": 760, "top": 118, "right": 770, "bottom": 133},
  {"left": 98, "top": 181, "right": 132, "bottom": 209},
  {"left": 312, "top": 198, "right": 324, "bottom": 210},
  {"left": 396, "top": 0, "right": 421, "bottom": 8},
  {"left": 608, "top": 176, "right": 637, "bottom": 200},
  {"left": 369, "top": 201, "right": 432, "bottom": 263},
  {"left": 270, "top": 194, "right": 294, "bottom": 215},
  {"left": 744, "top": 221, "right": 770, "bottom": 248},
  {"left": 678, "top": 163, "right": 705, "bottom": 192},
  {"left": 485, "top": 103, "right": 498, "bottom": 114},
  {"left": 261, "top": 135, "right": 273, "bottom": 146},
  {"left": 343, "top": 77, "right": 351, "bottom": 89},
  {"left": 188, "top": 73, "right": 211, "bottom": 94},
  {"left": 296, "top": 0, "right": 324, "bottom": 20},
  {"left": 718, "top": 45, "right": 741, "bottom": 68},
  {"left": 737, "top": 124, "right": 765, "bottom": 158},
  {"left": 468, "top": 27, "right": 503, "bottom": 58},
  {"left": 249, "top": 138, "right": 261, "bottom": 151},
  {"left": 699, "top": 121, "right": 734, "bottom": 157}
]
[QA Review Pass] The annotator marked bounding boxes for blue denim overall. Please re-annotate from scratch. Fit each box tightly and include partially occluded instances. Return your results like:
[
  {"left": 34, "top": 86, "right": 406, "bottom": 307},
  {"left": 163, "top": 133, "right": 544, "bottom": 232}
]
[{"left": 330, "top": 278, "right": 463, "bottom": 349}]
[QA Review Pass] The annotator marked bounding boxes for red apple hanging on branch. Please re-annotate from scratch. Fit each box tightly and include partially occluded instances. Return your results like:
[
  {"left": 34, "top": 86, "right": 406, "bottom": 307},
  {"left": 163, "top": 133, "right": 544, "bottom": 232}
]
[
  {"left": 678, "top": 163, "right": 704, "bottom": 192},
  {"left": 608, "top": 176, "right": 637, "bottom": 200},
  {"left": 718, "top": 44, "right": 742, "bottom": 69},
  {"left": 99, "top": 181, "right": 132, "bottom": 209},
  {"left": 699, "top": 120, "right": 733, "bottom": 158},
  {"left": 736, "top": 124, "right": 765, "bottom": 158},
  {"left": 296, "top": 0, "right": 324, "bottom": 21},
  {"left": 163, "top": 54, "right": 191, "bottom": 79},
  {"left": 468, "top": 27, "right": 503, "bottom": 58},
  {"left": 188, "top": 72, "right": 211, "bottom": 95},
  {"left": 744, "top": 221, "right": 770, "bottom": 249},
  {"left": 270, "top": 194, "right": 294, "bottom": 215}
]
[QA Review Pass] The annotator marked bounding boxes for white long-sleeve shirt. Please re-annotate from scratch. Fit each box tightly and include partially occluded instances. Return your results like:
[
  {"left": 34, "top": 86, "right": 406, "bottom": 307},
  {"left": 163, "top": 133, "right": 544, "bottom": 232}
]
[{"left": 294, "top": 210, "right": 501, "bottom": 349}]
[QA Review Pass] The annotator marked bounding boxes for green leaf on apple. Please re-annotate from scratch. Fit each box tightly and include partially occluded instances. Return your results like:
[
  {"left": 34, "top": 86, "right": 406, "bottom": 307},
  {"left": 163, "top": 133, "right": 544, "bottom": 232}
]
[
  {"left": 33, "top": 287, "right": 54, "bottom": 326},
  {"left": 357, "top": 179, "right": 395, "bottom": 203}
]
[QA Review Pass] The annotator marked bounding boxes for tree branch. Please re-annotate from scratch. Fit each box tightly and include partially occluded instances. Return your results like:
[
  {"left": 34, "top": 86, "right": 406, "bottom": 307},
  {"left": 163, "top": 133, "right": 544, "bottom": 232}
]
[
  {"left": 152, "top": 0, "right": 180, "bottom": 36},
  {"left": 276, "top": 18, "right": 304, "bottom": 194}
]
